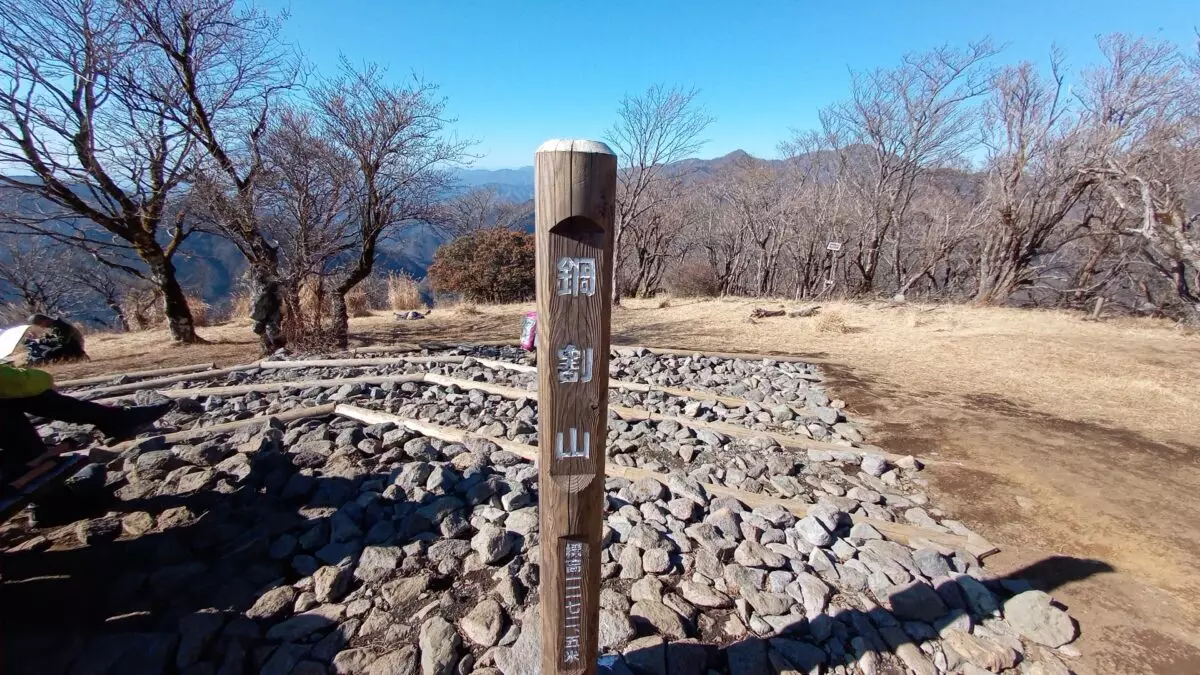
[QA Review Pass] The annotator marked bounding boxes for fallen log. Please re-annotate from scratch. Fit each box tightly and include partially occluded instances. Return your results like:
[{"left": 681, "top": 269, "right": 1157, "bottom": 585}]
[
  {"left": 788, "top": 306, "right": 821, "bottom": 318},
  {"left": 57, "top": 362, "right": 218, "bottom": 389},
  {"left": 333, "top": 404, "right": 995, "bottom": 558},
  {"left": 749, "top": 307, "right": 787, "bottom": 319}
]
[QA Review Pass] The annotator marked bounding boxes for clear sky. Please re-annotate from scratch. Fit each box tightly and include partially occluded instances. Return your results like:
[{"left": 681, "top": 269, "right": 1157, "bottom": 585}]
[{"left": 259, "top": 0, "right": 1198, "bottom": 169}]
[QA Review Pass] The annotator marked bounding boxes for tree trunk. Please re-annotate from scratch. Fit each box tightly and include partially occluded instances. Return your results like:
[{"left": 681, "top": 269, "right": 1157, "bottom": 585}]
[
  {"left": 247, "top": 255, "right": 283, "bottom": 353},
  {"left": 136, "top": 237, "right": 200, "bottom": 343},
  {"left": 330, "top": 291, "right": 350, "bottom": 349}
]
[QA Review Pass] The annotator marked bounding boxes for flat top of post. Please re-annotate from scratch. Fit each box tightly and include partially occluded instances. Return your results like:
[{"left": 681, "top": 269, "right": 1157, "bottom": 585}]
[{"left": 536, "top": 139, "right": 615, "bottom": 155}]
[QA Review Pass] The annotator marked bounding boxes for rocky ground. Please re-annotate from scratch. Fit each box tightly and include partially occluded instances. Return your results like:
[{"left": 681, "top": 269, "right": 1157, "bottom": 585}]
[{"left": 0, "top": 346, "right": 1082, "bottom": 675}]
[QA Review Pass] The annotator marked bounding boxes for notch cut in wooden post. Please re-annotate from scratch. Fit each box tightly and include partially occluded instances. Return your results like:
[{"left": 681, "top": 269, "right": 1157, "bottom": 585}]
[{"left": 535, "top": 139, "right": 617, "bottom": 675}]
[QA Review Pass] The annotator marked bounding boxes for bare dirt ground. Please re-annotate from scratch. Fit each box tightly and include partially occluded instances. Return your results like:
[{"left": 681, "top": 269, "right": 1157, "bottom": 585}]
[{"left": 39, "top": 298, "right": 1200, "bottom": 674}]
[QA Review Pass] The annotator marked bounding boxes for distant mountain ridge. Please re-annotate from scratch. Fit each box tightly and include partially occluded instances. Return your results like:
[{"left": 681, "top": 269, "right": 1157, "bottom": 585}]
[{"left": 447, "top": 150, "right": 784, "bottom": 200}]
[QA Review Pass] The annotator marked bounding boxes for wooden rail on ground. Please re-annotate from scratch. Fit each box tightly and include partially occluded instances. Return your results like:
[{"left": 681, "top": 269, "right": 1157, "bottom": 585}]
[{"left": 57, "top": 362, "right": 218, "bottom": 389}]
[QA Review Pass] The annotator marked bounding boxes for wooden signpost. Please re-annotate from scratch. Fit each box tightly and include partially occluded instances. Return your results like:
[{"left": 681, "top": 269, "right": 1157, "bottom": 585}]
[{"left": 535, "top": 139, "right": 617, "bottom": 674}]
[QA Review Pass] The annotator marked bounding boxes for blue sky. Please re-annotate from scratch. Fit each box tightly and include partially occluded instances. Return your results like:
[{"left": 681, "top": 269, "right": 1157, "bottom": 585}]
[{"left": 260, "top": 0, "right": 1198, "bottom": 169}]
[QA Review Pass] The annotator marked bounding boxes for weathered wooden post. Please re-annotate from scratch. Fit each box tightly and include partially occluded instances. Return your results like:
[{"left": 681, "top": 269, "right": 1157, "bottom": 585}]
[{"left": 535, "top": 139, "right": 617, "bottom": 674}]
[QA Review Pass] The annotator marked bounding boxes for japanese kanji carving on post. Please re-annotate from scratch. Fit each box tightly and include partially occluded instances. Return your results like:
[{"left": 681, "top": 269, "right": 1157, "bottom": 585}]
[
  {"left": 556, "top": 344, "right": 594, "bottom": 383},
  {"left": 556, "top": 257, "right": 598, "bottom": 297}
]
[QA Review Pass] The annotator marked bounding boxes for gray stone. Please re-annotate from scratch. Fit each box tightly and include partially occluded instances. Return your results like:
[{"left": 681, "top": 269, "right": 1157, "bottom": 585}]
[
  {"left": 619, "top": 545, "right": 644, "bottom": 579},
  {"left": 848, "top": 522, "right": 883, "bottom": 540},
  {"left": 294, "top": 661, "right": 327, "bottom": 675},
  {"left": 813, "top": 407, "right": 840, "bottom": 425},
  {"left": 881, "top": 580, "right": 948, "bottom": 623},
  {"left": 677, "top": 581, "right": 732, "bottom": 609},
  {"left": 725, "top": 637, "right": 768, "bottom": 675},
  {"left": 667, "top": 474, "right": 709, "bottom": 506},
  {"left": 741, "top": 587, "right": 793, "bottom": 617},
  {"left": 941, "top": 628, "right": 1019, "bottom": 672},
  {"left": 261, "top": 644, "right": 310, "bottom": 675},
  {"left": 460, "top": 599, "right": 506, "bottom": 647},
  {"left": 770, "top": 404, "right": 794, "bottom": 422},
  {"left": 264, "top": 604, "right": 344, "bottom": 642},
  {"left": 912, "top": 547, "right": 952, "bottom": 579},
  {"left": 630, "top": 576, "right": 663, "bottom": 603},
  {"left": 860, "top": 455, "right": 888, "bottom": 477},
  {"left": 642, "top": 549, "right": 671, "bottom": 574},
  {"left": 733, "top": 540, "right": 787, "bottom": 569},
  {"left": 628, "top": 477, "right": 667, "bottom": 504},
  {"left": 623, "top": 636, "right": 666, "bottom": 675},
  {"left": 494, "top": 616, "right": 540, "bottom": 675},
  {"left": 472, "top": 524, "right": 514, "bottom": 565},
  {"left": 630, "top": 600, "right": 687, "bottom": 640},
  {"left": 791, "top": 572, "right": 831, "bottom": 617},
  {"left": 380, "top": 574, "right": 431, "bottom": 608},
  {"left": 1003, "top": 590, "right": 1077, "bottom": 647},
  {"left": 768, "top": 637, "right": 826, "bottom": 672},
  {"left": 795, "top": 516, "right": 833, "bottom": 547},
  {"left": 878, "top": 625, "right": 936, "bottom": 675},
  {"left": 246, "top": 586, "right": 296, "bottom": 621},
  {"left": 176, "top": 611, "right": 226, "bottom": 669},
  {"left": 666, "top": 640, "right": 709, "bottom": 675},
  {"left": 626, "top": 523, "right": 670, "bottom": 551},
  {"left": 366, "top": 646, "right": 419, "bottom": 675},
  {"left": 666, "top": 498, "right": 699, "bottom": 522},
  {"left": 314, "top": 565, "right": 353, "bottom": 603},
  {"left": 355, "top": 546, "right": 402, "bottom": 583},
  {"left": 332, "top": 648, "right": 376, "bottom": 675},
  {"left": 955, "top": 573, "right": 1001, "bottom": 618},
  {"left": 598, "top": 608, "right": 635, "bottom": 651},
  {"left": 403, "top": 438, "right": 439, "bottom": 461},
  {"left": 418, "top": 616, "right": 460, "bottom": 675}
]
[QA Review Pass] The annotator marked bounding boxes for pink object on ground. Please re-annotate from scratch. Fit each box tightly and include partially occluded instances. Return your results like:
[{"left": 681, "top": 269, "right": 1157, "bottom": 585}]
[{"left": 520, "top": 312, "right": 537, "bottom": 350}]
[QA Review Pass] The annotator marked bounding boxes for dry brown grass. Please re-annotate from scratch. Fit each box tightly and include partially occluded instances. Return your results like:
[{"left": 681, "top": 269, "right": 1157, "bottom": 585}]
[
  {"left": 386, "top": 272, "right": 424, "bottom": 312},
  {"left": 118, "top": 291, "right": 212, "bottom": 329},
  {"left": 814, "top": 310, "right": 850, "bottom": 334},
  {"left": 344, "top": 285, "right": 372, "bottom": 318}
]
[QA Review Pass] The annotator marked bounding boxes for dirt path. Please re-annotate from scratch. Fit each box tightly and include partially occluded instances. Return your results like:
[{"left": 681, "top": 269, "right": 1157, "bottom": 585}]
[{"left": 822, "top": 362, "right": 1200, "bottom": 675}]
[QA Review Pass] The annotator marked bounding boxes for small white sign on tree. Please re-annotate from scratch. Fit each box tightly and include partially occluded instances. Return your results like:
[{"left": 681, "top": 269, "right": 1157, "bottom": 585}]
[{"left": 826, "top": 241, "right": 843, "bottom": 252}]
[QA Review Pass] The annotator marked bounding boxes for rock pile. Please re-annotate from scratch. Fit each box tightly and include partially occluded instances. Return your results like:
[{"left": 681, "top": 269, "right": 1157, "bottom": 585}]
[{"left": 0, "top": 346, "right": 1080, "bottom": 675}]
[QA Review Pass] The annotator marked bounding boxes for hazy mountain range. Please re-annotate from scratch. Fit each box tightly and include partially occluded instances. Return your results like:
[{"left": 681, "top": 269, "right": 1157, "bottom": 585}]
[{"left": 0, "top": 151, "right": 772, "bottom": 317}]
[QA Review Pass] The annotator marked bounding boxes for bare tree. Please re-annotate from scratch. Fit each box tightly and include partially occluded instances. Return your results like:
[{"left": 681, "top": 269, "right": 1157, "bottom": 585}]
[
  {"left": 259, "top": 107, "right": 355, "bottom": 339},
  {"left": 605, "top": 84, "right": 713, "bottom": 303},
  {"left": 713, "top": 158, "right": 793, "bottom": 296},
  {"left": 820, "top": 40, "right": 998, "bottom": 294},
  {"left": 620, "top": 183, "right": 695, "bottom": 298},
  {"left": 1080, "top": 34, "right": 1200, "bottom": 319},
  {"left": 310, "top": 61, "right": 469, "bottom": 347},
  {"left": 0, "top": 236, "right": 79, "bottom": 318},
  {"left": 973, "top": 56, "right": 1098, "bottom": 304},
  {"left": 441, "top": 186, "right": 532, "bottom": 238},
  {"left": 126, "top": 0, "right": 298, "bottom": 348},
  {"left": 897, "top": 176, "right": 986, "bottom": 298},
  {"left": 0, "top": 0, "right": 200, "bottom": 341}
]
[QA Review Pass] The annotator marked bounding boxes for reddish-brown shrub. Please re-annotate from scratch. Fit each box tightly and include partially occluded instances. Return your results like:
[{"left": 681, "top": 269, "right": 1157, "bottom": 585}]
[
  {"left": 428, "top": 229, "right": 535, "bottom": 303},
  {"left": 665, "top": 260, "right": 721, "bottom": 297}
]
